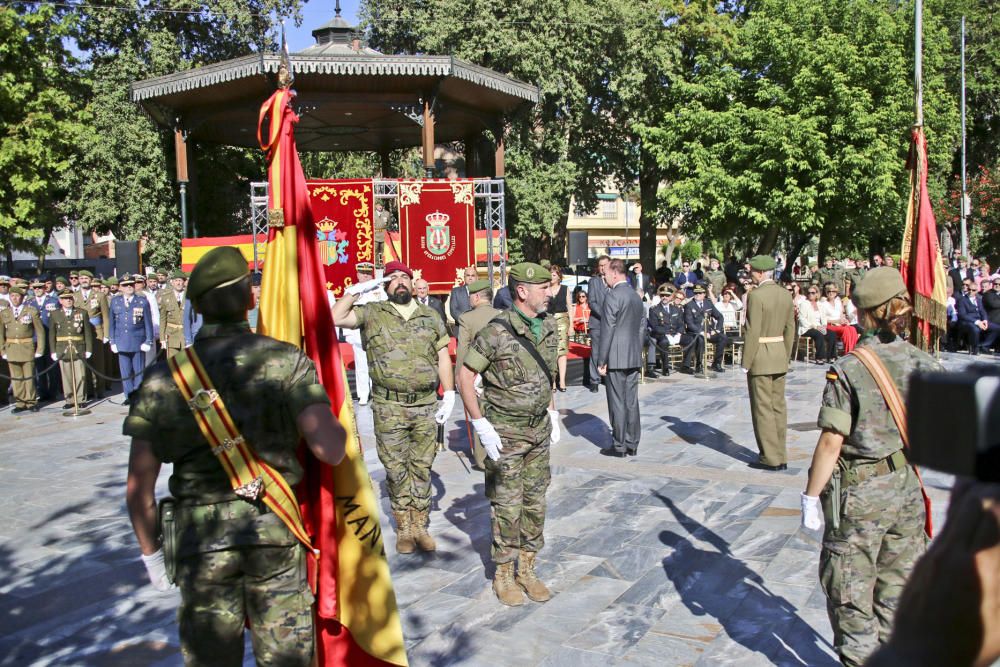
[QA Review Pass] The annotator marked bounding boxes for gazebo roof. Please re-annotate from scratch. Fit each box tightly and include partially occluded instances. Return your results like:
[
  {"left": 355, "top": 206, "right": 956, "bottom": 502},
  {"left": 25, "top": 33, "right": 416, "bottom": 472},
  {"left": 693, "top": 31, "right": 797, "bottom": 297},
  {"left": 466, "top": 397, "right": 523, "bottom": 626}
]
[{"left": 131, "top": 46, "right": 538, "bottom": 152}]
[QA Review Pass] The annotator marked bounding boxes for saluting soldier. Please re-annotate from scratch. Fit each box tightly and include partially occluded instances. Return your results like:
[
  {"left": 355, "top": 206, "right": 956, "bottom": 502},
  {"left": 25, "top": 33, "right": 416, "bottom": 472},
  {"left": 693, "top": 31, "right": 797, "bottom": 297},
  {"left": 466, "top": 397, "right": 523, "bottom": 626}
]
[
  {"left": 29, "top": 279, "right": 60, "bottom": 402},
  {"left": 0, "top": 286, "right": 45, "bottom": 412},
  {"left": 742, "top": 255, "right": 796, "bottom": 470},
  {"left": 50, "top": 289, "right": 94, "bottom": 408},
  {"left": 109, "top": 274, "right": 154, "bottom": 404},
  {"left": 74, "top": 270, "right": 111, "bottom": 398},
  {"left": 331, "top": 260, "right": 455, "bottom": 555},
  {"left": 455, "top": 278, "right": 501, "bottom": 470},
  {"left": 456, "top": 262, "right": 561, "bottom": 607},
  {"left": 159, "top": 270, "right": 187, "bottom": 358}
]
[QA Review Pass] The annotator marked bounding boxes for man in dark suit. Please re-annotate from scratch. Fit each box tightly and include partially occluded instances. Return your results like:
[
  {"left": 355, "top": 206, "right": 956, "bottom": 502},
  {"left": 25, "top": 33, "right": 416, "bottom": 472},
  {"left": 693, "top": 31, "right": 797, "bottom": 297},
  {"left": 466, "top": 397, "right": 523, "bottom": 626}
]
[
  {"left": 982, "top": 277, "right": 1000, "bottom": 326},
  {"left": 449, "top": 266, "right": 478, "bottom": 330},
  {"left": 647, "top": 284, "right": 685, "bottom": 375},
  {"left": 595, "top": 258, "right": 643, "bottom": 457},
  {"left": 950, "top": 256, "right": 975, "bottom": 295},
  {"left": 627, "top": 262, "right": 654, "bottom": 303},
  {"left": 673, "top": 260, "right": 699, "bottom": 297},
  {"left": 586, "top": 256, "right": 610, "bottom": 392},
  {"left": 683, "top": 284, "right": 728, "bottom": 373},
  {"left": 413, "top": 278, "right": 447, "bottom": 324},
  {"left": 956, "top": 280, "right": 1000, "bottom": 354},
  {"left": 492, "top": 285, "right": 512, "bottom": 310}
]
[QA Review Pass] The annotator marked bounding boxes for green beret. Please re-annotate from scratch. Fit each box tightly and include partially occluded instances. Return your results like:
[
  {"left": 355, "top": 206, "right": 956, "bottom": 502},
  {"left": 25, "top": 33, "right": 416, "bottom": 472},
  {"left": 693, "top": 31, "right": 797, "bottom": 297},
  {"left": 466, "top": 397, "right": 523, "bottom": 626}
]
[
  {"left": 107, "top": 277, "right": 121, "bottom": 286},
  {"left": 170, "top": 269, "right": 186, "bottom": 280},
  {"left": 508, "top": 262, "right": 550, "bottom": 284},
  {"left": 78, "top": 270, "right": 94, "bottom": 278},
  {"left": 117, "top": 274, "right": 133, "bottom": 286},
  {"left": 188, "top": 246, "right": 250, "bottom": 303},
  {"left": 851, "top": 267, "right": 907, "bottom": 309},
  {"left": 58, "top": 288, "right": 74, "bottom": 299},
  {"left": 55, "top": 276, "right": 68, "bottom": 284},
  {"left": 468, "top": 278, "right": 491, "bottom": 294},
  {"left": 539, "top": 259, "right": 552, "bottom": 270},
  {"left": 69, "top": 270, "right": 79, "bottom": 277},
  {"left": 692, "top": 284, "right": 706, "bottom": 294},
  {"left": 9, "top": 286, "right": 25, "bottom": 296},
  {"left": 749, "top": 255, "right": 776, "bottom": 271}
]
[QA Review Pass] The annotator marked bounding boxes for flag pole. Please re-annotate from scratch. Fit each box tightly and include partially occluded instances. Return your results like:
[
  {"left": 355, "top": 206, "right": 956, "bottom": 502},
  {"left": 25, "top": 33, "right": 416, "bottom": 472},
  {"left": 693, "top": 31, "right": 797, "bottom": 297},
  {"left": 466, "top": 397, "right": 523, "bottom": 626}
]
[
  {"left": 960, "top": 15, "right": 969, "bottom": 258},
  {"left": 915, "top": 0, "right": 923, "bottom": 127}
]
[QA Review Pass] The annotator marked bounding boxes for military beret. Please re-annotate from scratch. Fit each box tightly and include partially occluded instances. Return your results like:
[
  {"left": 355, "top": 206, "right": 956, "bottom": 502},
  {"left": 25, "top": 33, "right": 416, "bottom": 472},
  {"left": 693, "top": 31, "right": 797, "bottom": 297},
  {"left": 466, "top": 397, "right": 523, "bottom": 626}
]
[
  {"left": 692, "top": 284, "right": 707, "bottom": 294},
  {"left": 58, "top": 288, "right": 74, "bottom": 299},
  {"left": 187, "top": 246, "right": 250, "bottom": 303},
  {"left": 539, "top": 259, "right": 552, "bottom": 270},
  {"left": 749, "top": 255, "right": 776, "bottom": 271},
  {"left": 78, "top": 269, "right": 94, "bottom": 278},
  {"left": 851, "top": 267, "right": 907, "bottom": 310},
  {"left": 356, "top": 261, "right": 376, "bottom": 274},
  {"left": 118, "top": 274, "right": 134, "bottom": 286},
  {"left": 468, "top": 278, "right": 491, "bottom": 295},
  {"left": 9, "top": 286, "right": 25, "bottom": 296},
  {"left": 107, "top": 277, "right": 121, "bottom": 286},
  {"left": 55, "top": 276, "right": 68, "bottom": 284},
  {"left": 383, "top": 260, "right": 413, "bottom": 279},
  {"left": 170, "top": 269, "right": 186, "bottom": 280},
  {"left": 657, "top": 284, "right": 674, "bottom": 296},
  {"left": 508, "top": 262, "right": 550, "bottom": 284},
  {"left": 156, "top": 270, "right": 167, "bottom": 277},
  {"left": 30, "top": 279, "right": 45, "bottom": 288}
]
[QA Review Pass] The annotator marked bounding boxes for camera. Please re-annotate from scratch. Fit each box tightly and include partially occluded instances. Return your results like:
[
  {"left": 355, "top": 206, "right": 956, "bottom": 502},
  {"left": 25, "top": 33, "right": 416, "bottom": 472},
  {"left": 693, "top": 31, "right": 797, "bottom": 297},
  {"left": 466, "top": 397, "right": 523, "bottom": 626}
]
[{"left": 908, "top": 366, "right": 1000, "bottom": 483}]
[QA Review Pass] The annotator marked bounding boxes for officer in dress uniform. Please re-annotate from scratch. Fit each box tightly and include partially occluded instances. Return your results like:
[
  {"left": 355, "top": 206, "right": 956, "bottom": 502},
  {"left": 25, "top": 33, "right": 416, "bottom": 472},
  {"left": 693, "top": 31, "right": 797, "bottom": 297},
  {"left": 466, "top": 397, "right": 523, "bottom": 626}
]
[
  {"left": 647, "top": 285, "right": 685, "bottom": 375},
  {"left": 0, "top": 276, "right": 10, "bottom": 405},
  {"left": 30, "top": 279, "right": 60, "bottom": 401},
  {"left": 455, "top": 278, "right": 500, "bottom": 470},
  {"left": 74, "top": 269, "right": 110, "bottom": 398},
  {"left": 160, "top": 270, "right": 188, "bottom": 358},
  {"left": 0, "top": 286, "right": 45, "bottom": 412},
  {"left": 109, "top": 274, "right": 154, "bottom": 404},
  {"left": 374, "top": 202, "right": 391, "bottom": 269},
  {"left": 134, "top": 274, "right": 160, "bottom": 367},
  {"left": 49, "top": 289, "right": 94, "bottom": 409},
  {"left": 683, "top": 284, "right": 728, "bottom": 373}
]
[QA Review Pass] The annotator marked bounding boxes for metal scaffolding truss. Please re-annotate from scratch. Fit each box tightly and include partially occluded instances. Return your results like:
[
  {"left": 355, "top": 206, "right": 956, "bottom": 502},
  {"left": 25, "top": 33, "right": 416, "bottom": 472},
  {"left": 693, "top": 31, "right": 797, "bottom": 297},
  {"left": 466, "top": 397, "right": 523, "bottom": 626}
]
[{"left": 249, "top": 178, "right": 507, "bottom": 281}]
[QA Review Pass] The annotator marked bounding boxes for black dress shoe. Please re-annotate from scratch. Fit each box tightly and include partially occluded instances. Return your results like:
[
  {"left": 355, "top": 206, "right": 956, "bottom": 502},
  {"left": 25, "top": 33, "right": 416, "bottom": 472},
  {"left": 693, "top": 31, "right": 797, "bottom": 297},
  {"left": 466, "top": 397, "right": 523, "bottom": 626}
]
[
  {"left": 123, "top": 398, "right": 131, "bottom": 406},
  {"left": 29, "top": 405, "right": 39, "bottom": 412},
  {"left": 600, "top": 448, "right": 626, "bottom": 458},
  {"left": 11, "top": 407, "right": 25, "bottom": 414},
  {"left": 62, "top": 403, "right": 73, "bottom": 409},
  {"left": 679, "top": 366, "right": 694, "bottom": 375},
  {"left": 557, "top": 385, "right": 567, "bottom": 392},
  {"left": 748, "top": 461, "right": 787, "bottom": 471},
  {"left": 588, "top": 384, "right": 600, "bottom": 393},
  {"left": 711, "top": 363, "right": 724, "bottom": 373},
  {"left": 626, "top": 449, "right": 638, "bottom": 457},
  {"left": 646, "top": 368, "right": 658, "bottom": 379}
]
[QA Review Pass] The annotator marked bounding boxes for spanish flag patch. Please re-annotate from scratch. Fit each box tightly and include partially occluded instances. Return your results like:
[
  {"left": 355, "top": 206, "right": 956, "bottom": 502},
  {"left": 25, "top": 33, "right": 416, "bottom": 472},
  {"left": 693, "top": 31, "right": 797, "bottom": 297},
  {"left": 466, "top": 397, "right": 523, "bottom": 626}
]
[{"left": 825, "top": 369, "right": 839, "bottom": 382}]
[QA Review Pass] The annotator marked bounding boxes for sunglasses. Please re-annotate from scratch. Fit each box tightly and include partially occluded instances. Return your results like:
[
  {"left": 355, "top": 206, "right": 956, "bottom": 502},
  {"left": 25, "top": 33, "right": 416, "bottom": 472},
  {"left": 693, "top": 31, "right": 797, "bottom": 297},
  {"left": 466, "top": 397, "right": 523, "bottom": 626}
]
[{"left": 808, "top": 291, "right": 818, "bottom": 295}]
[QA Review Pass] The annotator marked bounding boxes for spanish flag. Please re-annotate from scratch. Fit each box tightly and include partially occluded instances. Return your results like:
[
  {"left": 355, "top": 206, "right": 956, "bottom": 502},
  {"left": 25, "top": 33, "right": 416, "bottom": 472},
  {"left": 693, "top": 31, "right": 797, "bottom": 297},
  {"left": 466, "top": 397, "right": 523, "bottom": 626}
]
[
  {"left": 256, "top": 53, "right": 407, "bottom": 666},
  {"left": 899, "top": 126, "right": 948, "bottom": 351}
]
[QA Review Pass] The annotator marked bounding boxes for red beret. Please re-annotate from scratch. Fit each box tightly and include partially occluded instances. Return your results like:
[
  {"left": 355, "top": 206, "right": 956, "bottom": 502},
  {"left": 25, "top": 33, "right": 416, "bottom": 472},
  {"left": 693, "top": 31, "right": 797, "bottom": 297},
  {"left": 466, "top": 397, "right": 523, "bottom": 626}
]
[{"left": 383, "top": 260, "right": 412, "bottom": 279}]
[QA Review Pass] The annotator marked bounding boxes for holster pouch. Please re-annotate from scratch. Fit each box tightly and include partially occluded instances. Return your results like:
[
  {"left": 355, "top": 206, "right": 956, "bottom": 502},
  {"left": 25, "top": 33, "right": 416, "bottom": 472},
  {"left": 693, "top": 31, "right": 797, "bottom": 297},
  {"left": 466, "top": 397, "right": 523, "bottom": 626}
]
[
  {"left": 821, "top": 466, "right": 843, "bottom": 532},
  {"left": 158, "top": 497, "right": 177, "bottom": 585}
]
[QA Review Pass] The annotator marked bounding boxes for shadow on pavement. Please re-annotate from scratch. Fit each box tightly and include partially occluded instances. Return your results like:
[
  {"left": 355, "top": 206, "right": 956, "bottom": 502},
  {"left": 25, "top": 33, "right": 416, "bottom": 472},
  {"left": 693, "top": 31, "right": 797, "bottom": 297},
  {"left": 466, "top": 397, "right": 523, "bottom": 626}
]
[
  {"left": 661, "top": 415, "right": 758, "bottom": 464},
  {"left": 561, "top": 408, "right": 611, "bottom": 449}
]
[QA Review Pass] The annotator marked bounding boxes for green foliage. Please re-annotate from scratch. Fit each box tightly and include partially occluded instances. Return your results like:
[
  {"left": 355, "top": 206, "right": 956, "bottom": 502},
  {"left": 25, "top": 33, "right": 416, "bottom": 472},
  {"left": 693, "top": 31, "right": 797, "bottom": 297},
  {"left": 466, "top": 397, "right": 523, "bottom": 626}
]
[{"left": 678, "top": 239, "right": 703, "bottom": 263}]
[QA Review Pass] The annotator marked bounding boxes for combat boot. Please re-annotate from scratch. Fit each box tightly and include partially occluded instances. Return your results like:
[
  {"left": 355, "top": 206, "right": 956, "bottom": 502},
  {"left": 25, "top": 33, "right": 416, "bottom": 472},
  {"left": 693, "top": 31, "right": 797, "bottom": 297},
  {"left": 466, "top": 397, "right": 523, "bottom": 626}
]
[
  {"left": 410, "top": 509, "right": 436, "bottom": 552},
  {"left": 515, "top": 551, "right": 551, "bottom": 602},
  {"left": 492, "top": 561, "right": 525, "bottom": 606},
  {"left": 393, "top": 511, "right": 415, "bottom": 554}
]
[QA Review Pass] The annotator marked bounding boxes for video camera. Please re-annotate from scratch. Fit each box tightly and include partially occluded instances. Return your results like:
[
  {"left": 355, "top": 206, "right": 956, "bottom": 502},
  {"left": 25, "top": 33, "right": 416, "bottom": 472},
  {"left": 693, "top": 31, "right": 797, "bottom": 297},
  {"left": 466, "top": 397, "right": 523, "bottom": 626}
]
[{"left": 908, "top": 365, "right": 1000, "bottom": 483}]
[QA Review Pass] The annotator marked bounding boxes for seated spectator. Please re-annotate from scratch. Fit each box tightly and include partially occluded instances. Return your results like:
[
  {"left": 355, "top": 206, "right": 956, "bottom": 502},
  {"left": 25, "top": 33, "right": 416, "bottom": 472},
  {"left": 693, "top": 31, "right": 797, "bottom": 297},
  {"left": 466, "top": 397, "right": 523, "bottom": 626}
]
[
  {"left": 974, "top": 260, "right": 992, "bottom": 289},
  {"left": 956, "top": 279, "right": 1000, "bottom": 355},
  {"left": 571, "top": 289, "right": 591, "bottom": 334},
  {"left": 798, "top": 285, "right": 838, "bottom": 363},
  {"left": 819, "top": 282, "right": 859, "bottom": 354},
  {"left": 984, "top": 277, "right": 1000, "bottom": 327},
  {"left": 714, "top": 285, "right": 743, "bottom": 331}
]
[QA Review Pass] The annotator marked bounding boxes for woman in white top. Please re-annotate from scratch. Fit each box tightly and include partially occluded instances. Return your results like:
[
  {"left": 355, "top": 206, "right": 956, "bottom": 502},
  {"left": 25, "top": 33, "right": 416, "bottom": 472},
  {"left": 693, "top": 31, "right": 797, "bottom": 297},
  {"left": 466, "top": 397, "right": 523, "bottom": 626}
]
[
  {"left": 819, "top": 282, "right": 859, "bottom": 354},
  {"left": 714, "top": 284, "right": 743, "bottom": 331},
  {"left": 798, "top": 285, "right": 839, "bottom": 362}
]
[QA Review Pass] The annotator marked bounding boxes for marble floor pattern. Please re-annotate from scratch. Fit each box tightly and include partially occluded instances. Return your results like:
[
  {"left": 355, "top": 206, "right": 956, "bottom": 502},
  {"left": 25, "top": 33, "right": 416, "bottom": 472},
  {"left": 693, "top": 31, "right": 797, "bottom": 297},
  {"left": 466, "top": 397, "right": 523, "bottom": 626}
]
[{"left": 0, "top": 352, "right": 986, "bottom": 666}]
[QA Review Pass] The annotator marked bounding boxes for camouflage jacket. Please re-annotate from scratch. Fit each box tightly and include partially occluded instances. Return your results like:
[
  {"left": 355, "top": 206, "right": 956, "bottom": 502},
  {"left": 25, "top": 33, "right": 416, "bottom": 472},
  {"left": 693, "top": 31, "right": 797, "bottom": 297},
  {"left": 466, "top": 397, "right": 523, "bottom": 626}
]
[
  {"left": 817, "top": 334, "right": 943, "bottom": 460},
  {"left": 704, "top": 269, "right": 727, "bottom": 296},
  {"left": 123, "top": 322, "right": 330, "bottom": 506},
  {"left": 48, "top": 307, "right": 94, "bottom": 360},
  {"left": 354, "top": 300, "right": 449, "bottom": 400},
  {"left": 0, "top": 304, "right": 44, "bottom": 361},
  {"left": 817, "top": 267, "right": 846, "bottom": 294},
  {"left": 464, "top": 307, "right": 558, "bottom": 423}
]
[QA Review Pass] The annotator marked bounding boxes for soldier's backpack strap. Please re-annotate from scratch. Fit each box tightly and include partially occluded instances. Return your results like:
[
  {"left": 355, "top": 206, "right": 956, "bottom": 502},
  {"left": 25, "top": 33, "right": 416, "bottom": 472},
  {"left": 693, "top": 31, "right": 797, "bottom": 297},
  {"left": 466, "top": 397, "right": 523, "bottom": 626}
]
[
  {"left": 489, "top": 317, "right": 554, "bottom": 383},
  {"left": 849, "top": 346, "right": 933, "bottom": 538},
  {"left": 167, "top": 347, "right": 316, "bottom": 555}
]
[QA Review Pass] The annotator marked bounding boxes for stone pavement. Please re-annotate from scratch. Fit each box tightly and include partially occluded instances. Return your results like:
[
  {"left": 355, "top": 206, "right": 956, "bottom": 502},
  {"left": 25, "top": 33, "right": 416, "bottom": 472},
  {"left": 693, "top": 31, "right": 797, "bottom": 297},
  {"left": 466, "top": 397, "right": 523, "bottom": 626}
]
[{"left": 0, "top": 352, "right": 988, "bottom": 666}]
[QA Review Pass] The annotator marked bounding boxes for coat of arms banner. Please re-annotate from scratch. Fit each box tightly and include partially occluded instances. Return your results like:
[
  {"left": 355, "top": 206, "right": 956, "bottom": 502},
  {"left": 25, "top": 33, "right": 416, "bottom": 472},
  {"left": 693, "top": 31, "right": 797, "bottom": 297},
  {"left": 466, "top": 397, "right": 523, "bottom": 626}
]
[
  {"left": 398, "top": 179, "right": 476, "bottom": 293},
  {"left": 307, "top": 179, "right": 375, "bottom": 297}
]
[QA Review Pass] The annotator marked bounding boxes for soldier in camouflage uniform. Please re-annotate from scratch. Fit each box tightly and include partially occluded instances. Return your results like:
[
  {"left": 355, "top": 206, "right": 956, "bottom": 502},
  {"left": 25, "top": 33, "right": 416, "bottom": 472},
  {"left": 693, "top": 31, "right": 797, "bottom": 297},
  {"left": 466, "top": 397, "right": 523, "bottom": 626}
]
[
  {"left": 457, "top": 262, "right": 562, "bottom": 606},
  {"left": 159, "top": 270, "right": 188, "bottom": 358},
  {"left": 125, "top": 246, "right": 346, "bottom": 667},
  {"left": 844, "top": 256, "right": 867, "bottom": 298},
  {"left": 331, "top": 260, "right": 455, "bottom": 555},
  {"left": 818, "top": 257, "right": 847, "bottom": 297},
  {"left": 49, "top": 289, "right": 94, "bottom": 409},
  {"left": 703, "top": 257, "right": 727, "bottom": 297},
  {"left": 455, "top": 279, "right": 500, "bottom": 470},
  {"left": 0, "top": 286, "right": 45, "bottom": 412},
  {"left": 801, "top": 268, "right": 943, "bottom": 667}
]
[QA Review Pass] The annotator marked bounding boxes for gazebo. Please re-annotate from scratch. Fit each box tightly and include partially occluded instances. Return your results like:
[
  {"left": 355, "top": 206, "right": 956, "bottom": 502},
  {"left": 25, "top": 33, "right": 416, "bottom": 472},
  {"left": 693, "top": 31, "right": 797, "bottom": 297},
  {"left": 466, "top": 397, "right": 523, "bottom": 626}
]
[{"left": 131, "top": 7, "right": 539, "bottom": 278}]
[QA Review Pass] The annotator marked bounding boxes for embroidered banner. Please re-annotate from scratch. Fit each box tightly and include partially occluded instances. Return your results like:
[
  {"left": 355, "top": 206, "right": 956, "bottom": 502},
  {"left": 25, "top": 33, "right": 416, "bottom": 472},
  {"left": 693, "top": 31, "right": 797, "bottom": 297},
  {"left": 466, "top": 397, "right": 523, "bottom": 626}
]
[
  {"left": 398, "top": 179, "right": 476, "bottom": 293},
  {"left": 307, "top": 179, "right": 375, "bottom": 297}
]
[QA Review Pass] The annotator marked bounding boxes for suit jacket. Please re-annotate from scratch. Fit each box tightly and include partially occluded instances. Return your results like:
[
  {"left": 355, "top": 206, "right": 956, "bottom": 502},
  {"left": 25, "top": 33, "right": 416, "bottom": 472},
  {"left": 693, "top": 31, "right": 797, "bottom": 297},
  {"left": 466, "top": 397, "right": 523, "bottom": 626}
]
[
  {"left": 983, "top": 291, "right": 1000, "bottom": 326},
  {"left": 627, "top": 273, "right": 654, "bottom": 300},
  {"left": 587, "top": 276, "right": 609, "bottom": 327},
  {"left": 417, "top": 295, "right": 447, "bottom": 324},
  {"left": 950, "top": 267, "right": 975, "bottom": 295},
  {"left": 492, "top": 286, "right": 513, "bottom": 310},
  {"left": 741, "top": 280, "right": 795, "bottom": 375},
  {"left": 182, "top": 298, "right": 203, "bottom": 345},
  {"left": 683, "top": 298, "right": 724, "bottom": 335},
  {"left": 449, "top": 285, "right": 472, "bottom": 323},
  {"left": 673, "top": 271, "right": 699, "bottom": 297},
  {"left": 595, "top": 281, "right": 644, "bottom": 369},
  {"left": 109, "top": 294, "right": 154, "bottom": 352},
  {"left": 957, "top": 294, "right": 989, "bottom": 325}
]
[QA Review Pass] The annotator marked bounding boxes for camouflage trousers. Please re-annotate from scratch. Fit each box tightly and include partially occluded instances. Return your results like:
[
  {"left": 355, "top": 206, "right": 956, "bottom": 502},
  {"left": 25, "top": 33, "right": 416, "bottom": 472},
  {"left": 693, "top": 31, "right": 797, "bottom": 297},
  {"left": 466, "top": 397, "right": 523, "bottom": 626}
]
[
  {"left": 176, "top": 544, "right": 314, "bottom": 667},
  {"left": 819, "top": 465, "right": 927, "bottom": 667},
  {"left": 372, "top": 398, "right": 437, "bottom": 513},
  {"left": 485, "top": 421, "right": 551, "bottom": 564}
]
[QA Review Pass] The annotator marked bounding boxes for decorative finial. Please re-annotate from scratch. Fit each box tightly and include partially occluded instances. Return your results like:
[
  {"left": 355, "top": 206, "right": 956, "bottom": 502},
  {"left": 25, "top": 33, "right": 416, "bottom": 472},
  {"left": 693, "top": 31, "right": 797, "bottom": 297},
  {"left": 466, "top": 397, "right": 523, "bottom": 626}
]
[
  {"left": 277, "top": 21, "right": 294, "bottom": 89},
  {"left": 335, "top": 0, "right": 342, "bottom": 17}
]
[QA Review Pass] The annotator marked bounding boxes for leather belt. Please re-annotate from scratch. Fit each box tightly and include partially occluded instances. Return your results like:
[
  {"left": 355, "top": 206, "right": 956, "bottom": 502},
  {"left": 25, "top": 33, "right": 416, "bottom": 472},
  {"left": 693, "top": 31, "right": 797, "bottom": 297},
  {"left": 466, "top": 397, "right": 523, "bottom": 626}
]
[
  {"left": 166, "top": 323, "right": 184, "bottom": 329},
  {"left": 374, "top": 386, "right": 436, "bottom": 404},
  {"left": 5, "top": 337, "right": 33, "bottom": 344},
  {"left": 841, "top": 450, "right": 908, "bottom": 486},
  {"left": 758, "top": 336, "right": 784, "bottom": 343},
  {"left": 56, "top": 335, "right": 84, "bottom": 341}
]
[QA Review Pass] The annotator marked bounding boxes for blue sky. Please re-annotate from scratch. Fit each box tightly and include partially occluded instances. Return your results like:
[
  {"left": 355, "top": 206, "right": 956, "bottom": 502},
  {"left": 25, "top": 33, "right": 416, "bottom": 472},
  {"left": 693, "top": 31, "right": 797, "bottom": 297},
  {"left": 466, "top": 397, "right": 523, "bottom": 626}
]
[{"left": 285, "top": 0, "right": 362, "bottom": 52}]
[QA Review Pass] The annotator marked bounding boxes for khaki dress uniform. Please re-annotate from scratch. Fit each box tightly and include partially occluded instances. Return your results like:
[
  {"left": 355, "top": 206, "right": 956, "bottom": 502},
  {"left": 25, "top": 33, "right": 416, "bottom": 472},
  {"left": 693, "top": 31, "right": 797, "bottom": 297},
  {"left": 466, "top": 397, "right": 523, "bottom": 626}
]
[
  {"left": 0, "top": 294, "right": 10, "bottom": 404},
  {"left": 49, "top": 300, "right": 94, "bottom": 406},
  {"left": 0, "top": 299, "right": 45, "bottom": 409},
  {"left": 160, "top": 290, "right": 187, "bottom": 358},
  {"left": 74, "top": 286, "right": 110, "bottom": 396},
  {"left": 455, "top": 289, "right": 500, "bottom": 469},
  {"left": 373, "top": 207, "right": 390, "bottom": 268},
  {"left": 742, "top": 258, "right": 796, "bottom": 468}
]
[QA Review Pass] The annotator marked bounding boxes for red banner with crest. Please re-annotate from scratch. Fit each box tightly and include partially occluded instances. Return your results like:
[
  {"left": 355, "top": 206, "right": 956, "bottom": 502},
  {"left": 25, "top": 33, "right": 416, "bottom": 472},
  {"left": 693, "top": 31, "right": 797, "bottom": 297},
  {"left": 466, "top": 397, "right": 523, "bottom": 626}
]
[
  {"left": 398, "top": 179, "right": 475, "bottom": 293},
  {"left": 307, "top": 179, "right": 375, "bottom": 297}
]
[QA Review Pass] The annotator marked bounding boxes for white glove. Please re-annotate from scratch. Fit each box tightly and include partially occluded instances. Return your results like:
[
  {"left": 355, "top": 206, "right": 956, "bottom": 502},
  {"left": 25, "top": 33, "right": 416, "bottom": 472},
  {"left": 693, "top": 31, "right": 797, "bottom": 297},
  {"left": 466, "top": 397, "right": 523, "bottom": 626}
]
[
  {"left": 102, "top": 337, "right": 109, "bottom": 344},
  {"left": 548, "top": 409, "right": 561, "bottom": 445},
  {"left": 800, "top": 493, "right": 823, "bottom": 531},
  {"left": 140, "top": 343, "right": 151, "bottom": 352},
  {"left": 110, "top": 344, "right": 119, "bottom": 354},
  {"left": 741, "top": 368, "right": 749, "bottom": 374},
  {"left": 1, "top": 354, "right": 6, "bottom": 361},
  {"left": 435, "top": 390, "right": 456, "bottom": 425},
  {"left": 140, "top": 549, "right": 175, "bottom": 591},
  {"left": 34, "top": 352, "right": 41, "bottom": 358},
  {"left": 473, "top": 374, "right": 484, "bottom": 397},
  {"left": 472, "top": 417, "right": 503, "bottom": 461},
  {"left": 50, "top": 353, "right": 58, "bottom": 361},
  {"left": 85, "top": 352, "right": 92, "bottom": 359},
  {"left": 160, "top": 340, "right": 167, "bottom": 349},
  {"left": 345, "top": 276, "right": 390, "bottom": 296}
]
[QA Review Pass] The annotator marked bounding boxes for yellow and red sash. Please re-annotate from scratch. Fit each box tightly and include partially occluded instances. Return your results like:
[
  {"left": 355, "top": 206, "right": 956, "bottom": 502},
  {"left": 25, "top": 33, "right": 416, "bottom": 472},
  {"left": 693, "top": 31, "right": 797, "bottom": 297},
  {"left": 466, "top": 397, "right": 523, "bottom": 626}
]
[{"left": 167, "top": 347, "right": 316, "bottom": 555}]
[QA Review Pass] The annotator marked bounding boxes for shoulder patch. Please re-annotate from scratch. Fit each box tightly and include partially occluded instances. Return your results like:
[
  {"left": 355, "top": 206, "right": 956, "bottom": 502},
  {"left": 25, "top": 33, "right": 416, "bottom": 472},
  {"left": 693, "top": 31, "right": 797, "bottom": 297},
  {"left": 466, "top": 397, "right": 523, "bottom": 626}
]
[{"left": 826, "top": 368, "right": 839, "bottom": 382}]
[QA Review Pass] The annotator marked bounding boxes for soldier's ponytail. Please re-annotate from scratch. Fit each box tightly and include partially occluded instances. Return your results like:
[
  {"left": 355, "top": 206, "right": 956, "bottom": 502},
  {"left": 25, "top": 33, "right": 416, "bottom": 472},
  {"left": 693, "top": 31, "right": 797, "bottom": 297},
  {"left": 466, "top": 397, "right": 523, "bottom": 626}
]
[{"left": 859, "top": 294, "right": 912, "bottom": 338}]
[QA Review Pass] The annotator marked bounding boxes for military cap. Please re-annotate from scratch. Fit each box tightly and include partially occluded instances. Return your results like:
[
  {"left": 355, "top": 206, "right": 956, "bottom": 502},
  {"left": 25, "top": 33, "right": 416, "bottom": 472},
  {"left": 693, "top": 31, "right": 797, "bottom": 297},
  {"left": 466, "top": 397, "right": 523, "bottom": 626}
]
[
  {"left": 9, "top": 286, "right": 25, "bottom": 296},
  {"left": 78, "top": 269, "right": 94, "bottom": 278},
  {"left": 657, "top": 284, "right": 674, "bottom": 296},
  {"left": 170, "top": 269, "right": 186, "bottom": 280},
  {"left": 55, "top": 276, "right": 68, "bottom": 285},
  {"left": 749, "top": 255, "right": 776, "bottom": 271},
  {"left": 851, "top": 267, "right": 907, "bottom": 309},
  {"left": 30, "top": 279, "right": 45, "bottom": 288},
  {"left": 0, "top": 275, "right": 9, "bottom": 285},
  {"left": 118, "top": 274, "right": 134, "bottom": 286},
  {"left": 187, "top": 246, "right": 250, "bottom": 302},
  {"left": 356, "top": 261, "right": 375, "bottom": 274},
  {"left": 692, "top": 284, "right": 707, "bottom": 294},
  {"left": 107, "top": 277, "right": 120, "bottom": 286},
  {"left": 508, "top": 262, "right": 551, "bottom": 284},
  {"left": 134, "top": 273, "right": 146, "bottom": 284},
  {"left": 58, "top": 288, "right": 74, "bottom": 299},
  {"left": 383, "top": 260, "right": 413, "bottom": 279},
  {"left": 468, "top": 278, "right": 491, "bottom": 295}
]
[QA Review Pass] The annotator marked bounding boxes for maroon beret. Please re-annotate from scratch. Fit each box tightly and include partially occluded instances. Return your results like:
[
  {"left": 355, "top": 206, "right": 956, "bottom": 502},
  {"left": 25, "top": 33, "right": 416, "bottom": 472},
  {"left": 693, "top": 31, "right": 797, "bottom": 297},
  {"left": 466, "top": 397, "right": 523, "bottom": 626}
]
[{"left": 383, "top": 260, "right": 413, "bottom": 279}]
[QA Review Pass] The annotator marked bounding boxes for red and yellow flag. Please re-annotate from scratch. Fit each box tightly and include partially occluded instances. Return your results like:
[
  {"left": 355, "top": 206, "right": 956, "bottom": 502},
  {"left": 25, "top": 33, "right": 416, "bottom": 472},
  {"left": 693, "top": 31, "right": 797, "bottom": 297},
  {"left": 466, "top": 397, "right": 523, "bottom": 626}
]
[
  {"left": 257, "top": 84, "right": 407, "bottom": 666},
  {"left": 899, "top": 126, "right": 948, "bottom": 351}
]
